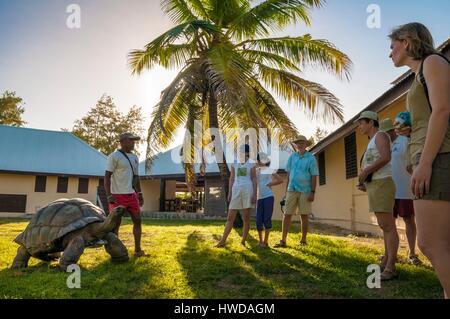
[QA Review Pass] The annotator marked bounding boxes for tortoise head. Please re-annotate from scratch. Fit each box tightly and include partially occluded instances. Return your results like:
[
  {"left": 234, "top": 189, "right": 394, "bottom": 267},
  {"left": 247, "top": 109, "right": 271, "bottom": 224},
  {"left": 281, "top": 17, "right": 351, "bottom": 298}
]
[
  {"left": 110, "top": 206, "right": 126, "bottom": 218},
  {"left": 96, "top": 206, "right": 125, "bottom": 237}
]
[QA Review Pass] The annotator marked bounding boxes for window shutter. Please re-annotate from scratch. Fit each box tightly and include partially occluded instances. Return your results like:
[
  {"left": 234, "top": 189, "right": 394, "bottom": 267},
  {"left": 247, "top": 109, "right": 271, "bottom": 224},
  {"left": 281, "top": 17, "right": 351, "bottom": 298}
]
[
  {"left": 344, "top": 132, "right": 358, "bottom": 179},
  {"left": 318, "top": 152, "right": 326, "bottom": 186}
]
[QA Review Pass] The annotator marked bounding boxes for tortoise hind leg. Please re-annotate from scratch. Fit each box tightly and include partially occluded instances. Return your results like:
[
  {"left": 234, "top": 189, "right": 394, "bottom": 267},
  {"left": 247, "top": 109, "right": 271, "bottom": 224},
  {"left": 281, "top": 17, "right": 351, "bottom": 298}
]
[
  {"left": 11, "top": 246, "right": 31, "bottom": 269},
  {"left": 59, "top": 236, "right": 85, "bottom": 271},
  {"left": 104, "top": 232, "right": 129, "bottom": 263}
]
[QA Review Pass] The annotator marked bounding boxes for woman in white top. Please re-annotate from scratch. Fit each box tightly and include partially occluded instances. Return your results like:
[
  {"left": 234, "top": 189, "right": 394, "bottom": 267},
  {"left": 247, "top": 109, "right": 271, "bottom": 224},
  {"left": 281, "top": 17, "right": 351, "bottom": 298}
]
[
  {"left": 356, "top": 111, "right": 399, "bottom": 281},
  {"left": 216, "top": 144, "right": 257, "bottom": 247}
]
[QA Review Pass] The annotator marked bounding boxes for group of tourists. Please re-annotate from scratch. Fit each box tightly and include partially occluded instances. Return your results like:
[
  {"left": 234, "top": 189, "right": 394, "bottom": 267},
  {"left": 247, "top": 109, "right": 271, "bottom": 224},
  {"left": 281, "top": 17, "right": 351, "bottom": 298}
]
[
  {"left": 103, "top": 22, "right": 450, "bottom": 298},
  {"left": 215, "top": 135, "right": 318, "bottom": 249},
  {"left": 358, "top": 22, "right": 450, "bottom": 296}
]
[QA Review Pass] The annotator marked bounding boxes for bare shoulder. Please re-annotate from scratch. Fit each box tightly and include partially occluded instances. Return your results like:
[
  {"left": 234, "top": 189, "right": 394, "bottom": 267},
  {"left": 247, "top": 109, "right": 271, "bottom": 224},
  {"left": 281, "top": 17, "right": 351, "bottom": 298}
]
[
  {"left": 375, "top": 131, "right": 390, "bottom": 144},
  {"left": 423, "top": 55, "right": 450, "bottom": 75}
]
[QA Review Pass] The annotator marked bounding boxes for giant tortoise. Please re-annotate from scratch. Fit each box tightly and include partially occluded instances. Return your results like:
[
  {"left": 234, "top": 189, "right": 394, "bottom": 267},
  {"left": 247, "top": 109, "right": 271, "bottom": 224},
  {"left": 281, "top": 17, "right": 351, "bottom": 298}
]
[{"left": 11, "top": 198, "right": 129, "bottom": 270}]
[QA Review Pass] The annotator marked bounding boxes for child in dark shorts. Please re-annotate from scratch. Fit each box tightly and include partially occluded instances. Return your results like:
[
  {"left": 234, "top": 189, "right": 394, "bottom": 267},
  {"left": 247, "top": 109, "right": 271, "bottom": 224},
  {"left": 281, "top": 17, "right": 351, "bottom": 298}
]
[{"left": 256, "top": 153, "right": 283, "bottom": 248}]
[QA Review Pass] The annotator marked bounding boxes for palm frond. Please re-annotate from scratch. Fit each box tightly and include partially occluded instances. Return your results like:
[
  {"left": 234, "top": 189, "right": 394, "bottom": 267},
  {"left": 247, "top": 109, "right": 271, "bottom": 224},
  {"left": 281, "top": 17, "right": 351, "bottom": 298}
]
[
  {"left": 257, "top": 64, "right": 344, "bottom": 123},
  {"left": 250, "top": 80, "right": 300, "bottom": 143},
  {"left": 228, "top": 0, "right": 324, "bottom": 40},
  {"left": 206, "top": 0, "right": 250, "bottom": 27},
  {"left": 162, "top": 0, "right": 197, "bottom": 23},
  {"left": 145, "top": 67, "right": 200, "bottom": 172},
  {"left": 128, "top": 20, "right": 219, "bottom": 74},
  {"left": 238, "top": 35, "right": 352, "bottom": 80},
  {"left": 203, "top": 44, "right": 253, "bottom": 109},
  {"left": 240, "top": 49, "right": 300, "bottom": 72}
]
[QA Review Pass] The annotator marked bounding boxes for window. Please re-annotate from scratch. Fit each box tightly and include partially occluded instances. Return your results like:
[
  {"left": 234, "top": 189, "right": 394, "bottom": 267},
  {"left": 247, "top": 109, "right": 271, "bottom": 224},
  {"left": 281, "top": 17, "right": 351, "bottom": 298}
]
[
  {"left": 78, "top": 178, "right": 89, "bottom": 194},
  {"left": 57, "top": 177, "right": 69, "bottom": 193},
  {"left": 318, "top": 152, "right": 326, "bottom": 186},
  {"left": 0, "top": 194, "right": 27, "bottom": 213},
  {"left": 344, "top": 132, "right": 358, "bottom": 179},
  {"left": 34, "top": 175, "right": 47, "bottom": 192}
]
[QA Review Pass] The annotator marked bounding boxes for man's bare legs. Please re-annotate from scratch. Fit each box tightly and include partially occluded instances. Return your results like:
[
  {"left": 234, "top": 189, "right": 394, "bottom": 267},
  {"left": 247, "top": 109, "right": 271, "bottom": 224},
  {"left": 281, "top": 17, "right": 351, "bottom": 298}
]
[
  {"left": 300, "top": 214, "right": 309, "bottom": 245},
  {"left": 240, "top": 209, "right": 251, "bottom": 245},
  {"left": 130, "top": 213, "right": 146, "bottom": 256},
  {"left": 279, "top": 214, "right": 293, "bottom": 245}
]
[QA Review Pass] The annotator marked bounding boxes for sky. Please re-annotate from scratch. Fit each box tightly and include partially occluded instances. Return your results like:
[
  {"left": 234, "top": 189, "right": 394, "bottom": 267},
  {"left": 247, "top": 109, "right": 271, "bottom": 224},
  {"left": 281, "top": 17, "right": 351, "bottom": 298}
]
[{"left": 1, "top": 0, "right": 450, "bottom": 158}]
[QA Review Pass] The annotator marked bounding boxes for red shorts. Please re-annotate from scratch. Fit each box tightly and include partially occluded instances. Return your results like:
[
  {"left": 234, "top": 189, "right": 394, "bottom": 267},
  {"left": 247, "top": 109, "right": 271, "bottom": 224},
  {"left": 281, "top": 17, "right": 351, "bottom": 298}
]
[
  {"left": 109, "top": 193, "right": 141, "bottom": 216},
  {"left": 393, "top": 199, "right": 415, "bottom": 219}
]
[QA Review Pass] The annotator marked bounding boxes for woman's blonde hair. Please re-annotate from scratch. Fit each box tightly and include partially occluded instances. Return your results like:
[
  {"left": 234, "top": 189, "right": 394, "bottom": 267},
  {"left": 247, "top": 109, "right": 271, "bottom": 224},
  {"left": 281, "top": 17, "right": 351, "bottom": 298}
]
[{"left": 388, "top": 22, "right": 436, "bottom": 60}]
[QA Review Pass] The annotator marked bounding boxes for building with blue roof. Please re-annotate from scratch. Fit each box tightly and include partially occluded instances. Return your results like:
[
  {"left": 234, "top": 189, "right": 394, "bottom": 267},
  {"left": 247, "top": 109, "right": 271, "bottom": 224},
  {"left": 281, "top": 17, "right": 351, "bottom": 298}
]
[{"left": 0, "top": 125, "right": 107, "bottom": 216}]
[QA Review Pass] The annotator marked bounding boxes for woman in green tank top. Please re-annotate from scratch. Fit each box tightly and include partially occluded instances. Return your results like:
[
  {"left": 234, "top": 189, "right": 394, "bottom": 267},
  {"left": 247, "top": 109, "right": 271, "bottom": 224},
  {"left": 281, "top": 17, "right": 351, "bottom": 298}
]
[{"left": 389, "top": 22, "right": 450, "bottom": 298}]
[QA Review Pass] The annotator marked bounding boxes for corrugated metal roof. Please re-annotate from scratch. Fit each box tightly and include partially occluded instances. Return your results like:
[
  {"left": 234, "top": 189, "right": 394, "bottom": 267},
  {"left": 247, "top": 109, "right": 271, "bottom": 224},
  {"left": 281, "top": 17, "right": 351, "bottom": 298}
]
[
  {"left": 140, "top": 144, "right": 293, "bottom": 177},
  {"left": 0, "top": 125, "right": 107, "bottom": 177}
]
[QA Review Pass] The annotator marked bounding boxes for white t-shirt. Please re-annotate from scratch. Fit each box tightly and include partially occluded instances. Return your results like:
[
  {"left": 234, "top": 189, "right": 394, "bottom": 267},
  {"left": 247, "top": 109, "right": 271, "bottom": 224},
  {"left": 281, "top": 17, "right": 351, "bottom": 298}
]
[
  {"left": 391, "top": 136, "right": 414, "bottom": 199},
  {"left": 232, "top": 160, "right": 254, "bottom": 192},
  {"left": 106, "top": 150, "right": 139, "bottom": 194},
  {"left": 257, "top": 166, "right": 276, "bottom": 200}
]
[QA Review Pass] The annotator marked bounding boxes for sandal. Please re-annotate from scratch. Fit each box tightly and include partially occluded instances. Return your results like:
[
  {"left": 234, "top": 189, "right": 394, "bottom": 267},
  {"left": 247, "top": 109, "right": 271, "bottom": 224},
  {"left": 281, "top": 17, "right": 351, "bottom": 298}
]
[
  {"left": 380, "top": 269, "right": 399, "bottom": 281},
  {"left": 274, "top": 241, "right": 287, "bottom": 248},
  {"left": 215, "top": 242, "right": 226, "bottom": 248},
  {"left": 408, "top": 255, "right": 423, "bottom": 266},
  {"left": 134, "top": 250, "right": 149, "bottom": 258}
]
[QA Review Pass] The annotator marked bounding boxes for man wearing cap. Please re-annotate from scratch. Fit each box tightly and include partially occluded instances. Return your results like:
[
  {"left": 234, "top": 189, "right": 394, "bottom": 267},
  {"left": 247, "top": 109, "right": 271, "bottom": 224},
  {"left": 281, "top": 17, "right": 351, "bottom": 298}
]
[
  {"left": 380, "top": 118, "right": 422, "bottom": 265},
  {"left": 275, "top": 135, "right": 318, "bottom": 248},
  {"left": 356, "top": 111, "right": 399, "bottom": 280},
  {"left": 105, "top": 133, "right": 147, "bottom": 257}
]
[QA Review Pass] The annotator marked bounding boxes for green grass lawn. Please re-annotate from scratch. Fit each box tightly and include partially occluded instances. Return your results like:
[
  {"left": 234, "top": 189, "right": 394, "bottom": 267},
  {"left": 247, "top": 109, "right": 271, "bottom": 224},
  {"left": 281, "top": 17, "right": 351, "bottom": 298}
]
[{"left": 0, "top": 218, "right": 442, "bottom": 299}]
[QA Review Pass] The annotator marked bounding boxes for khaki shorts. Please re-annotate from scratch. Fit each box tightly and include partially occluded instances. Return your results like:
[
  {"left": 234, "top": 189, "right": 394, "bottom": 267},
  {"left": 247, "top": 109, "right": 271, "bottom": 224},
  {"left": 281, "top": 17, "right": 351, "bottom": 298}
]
[
  {"left": 412, "top": 152, "right": 450, "bottom": 202},
  {"left": 284, "top": 191, "right": 312, "bottom": 215},
  {"left": 365, "top": 177, "right": 396, "bottom": 214},
  {"left": 229, "top": 188, "right": 254, "bottom": 210}
]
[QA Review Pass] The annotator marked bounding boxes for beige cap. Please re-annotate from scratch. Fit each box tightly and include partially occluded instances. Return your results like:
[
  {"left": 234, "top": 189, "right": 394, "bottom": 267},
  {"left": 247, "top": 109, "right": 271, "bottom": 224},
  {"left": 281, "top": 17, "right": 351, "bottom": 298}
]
[
  {"left": 354, "top": 111, "right": 379, "bottom": 123},
  {"left": 119, "top": 133, "right": 141, "bottom": 141},
  {"left": 257, "top": 152, "right": 270, "bottom": 164},
  {"left": 379, "top": 118, "right": 395, "bottom": 132},
  {"left": 292, "top": 135, "right": 312, "bottom": 147}
]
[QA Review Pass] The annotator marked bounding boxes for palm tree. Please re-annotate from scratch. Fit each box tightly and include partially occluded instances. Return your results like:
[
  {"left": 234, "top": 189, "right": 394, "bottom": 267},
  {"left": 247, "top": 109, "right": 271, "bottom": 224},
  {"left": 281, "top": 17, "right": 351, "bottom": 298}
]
[{"left": 128, "top": 0, "right": 352, "bottom": 212}]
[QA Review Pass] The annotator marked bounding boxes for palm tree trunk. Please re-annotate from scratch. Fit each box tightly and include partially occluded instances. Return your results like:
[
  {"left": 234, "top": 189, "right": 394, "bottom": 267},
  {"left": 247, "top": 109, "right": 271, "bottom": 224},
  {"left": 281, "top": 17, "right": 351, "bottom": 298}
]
[{"left": 208, "top": 92, "right": 243, "bottom": 228}]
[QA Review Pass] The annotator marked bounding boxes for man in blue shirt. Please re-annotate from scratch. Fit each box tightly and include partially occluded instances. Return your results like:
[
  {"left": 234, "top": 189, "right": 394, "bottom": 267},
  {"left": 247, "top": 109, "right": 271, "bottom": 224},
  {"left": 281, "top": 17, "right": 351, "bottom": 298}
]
[{"left": 275, "top": 135, "right": 319, "bottom": 248}]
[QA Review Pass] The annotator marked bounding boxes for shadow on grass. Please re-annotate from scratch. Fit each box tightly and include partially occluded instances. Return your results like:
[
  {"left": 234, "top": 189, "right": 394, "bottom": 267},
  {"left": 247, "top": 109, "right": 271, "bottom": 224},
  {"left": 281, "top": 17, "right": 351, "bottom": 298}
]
[
  {"left": 0, "top": 250, "right": 159, "bottom": 299},
  {"left": 178, "top": 228, "right": 442, "bottom": 299}
]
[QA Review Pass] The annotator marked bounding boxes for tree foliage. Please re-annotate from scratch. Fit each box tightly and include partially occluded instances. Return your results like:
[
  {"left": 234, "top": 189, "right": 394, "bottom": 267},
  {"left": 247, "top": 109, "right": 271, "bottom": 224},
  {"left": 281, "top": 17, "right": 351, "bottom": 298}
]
[
  {"left": 0, "top": 91, "right": 26, "bottom": 127},
  {"left": 70, "top": 94, "right": 145, "bottom": 155}
]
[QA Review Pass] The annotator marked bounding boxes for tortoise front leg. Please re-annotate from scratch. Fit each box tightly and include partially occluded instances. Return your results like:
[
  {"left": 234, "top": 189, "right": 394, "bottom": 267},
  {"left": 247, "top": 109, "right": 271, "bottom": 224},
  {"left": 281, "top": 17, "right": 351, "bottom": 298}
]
[
  {"left": 104, "top": 232, "right": 129, "bottom": 263},
  {"left": 11, "top": 246, "right": 31, "bottom": 269},
  {"left": 59, "top": 236, "right": 85, "bottom": 271}
]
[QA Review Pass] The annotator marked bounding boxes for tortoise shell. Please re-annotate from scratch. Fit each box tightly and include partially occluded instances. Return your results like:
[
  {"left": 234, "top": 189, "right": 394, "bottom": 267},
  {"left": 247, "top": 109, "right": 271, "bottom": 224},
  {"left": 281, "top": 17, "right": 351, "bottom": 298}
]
[{"left": 14, "top": 198, "right": 106, "bottom": 256}]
